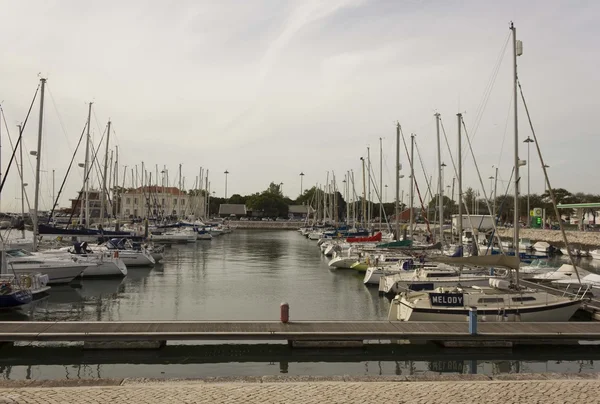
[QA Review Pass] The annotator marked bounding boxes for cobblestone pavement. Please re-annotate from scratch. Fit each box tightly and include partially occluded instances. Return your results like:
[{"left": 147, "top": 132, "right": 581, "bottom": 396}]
[{"left": 1, "top": 376, "right": 600, "bottom": 404}]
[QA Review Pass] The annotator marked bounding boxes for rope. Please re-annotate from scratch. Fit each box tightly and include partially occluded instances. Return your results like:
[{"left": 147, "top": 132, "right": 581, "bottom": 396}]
[
  {"left": 461, "top": 117, "right": 505, "bottom": 253},
  {"left": 0, "top": 84, "right": 39, "bottom": 194},
  {"left": 517, "top": 79, "right": 581, "bottom": 284},
  {"left": 47, "top": 120, "right": 88, "bottom": 222},
  {"left": 399, "top": 128, "right": 433, "bottom": 240},
  {"left": 1, "top": 110, "right": 32, "bottom": 213}
]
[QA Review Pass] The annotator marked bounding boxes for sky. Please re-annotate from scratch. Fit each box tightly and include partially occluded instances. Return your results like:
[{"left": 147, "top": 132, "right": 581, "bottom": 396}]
[{"left": 0, "top": 0, "right": 598, "bottom": 213}]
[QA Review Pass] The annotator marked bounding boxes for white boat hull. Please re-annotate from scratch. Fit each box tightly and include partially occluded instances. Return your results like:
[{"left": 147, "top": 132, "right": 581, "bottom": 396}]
[
  {"left": 150, "top": 234, "right": 196, "bottom": 244},
  {"left": 10, "top": 263, "right": 85, "bottom": 285},
  {"left": 392, "top": 299, "right": 581, "bottom": 322},
  {"left": 116, "top": 251, "right": 155, "bottom": 267},
  {"left": 328, "top": 257, "right": 358, "bottom": 269},
  {"left": 81, "top": 259, "right": 127, "bottom": 278}
]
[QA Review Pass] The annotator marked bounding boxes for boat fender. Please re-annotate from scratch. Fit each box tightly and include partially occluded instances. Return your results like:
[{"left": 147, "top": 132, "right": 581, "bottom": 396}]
[
  {"left": 113, "top": 251, "right": 119, "bottom": 259},
  {"left": 22, "top": 276, "right": 32, "bottom": 289}
]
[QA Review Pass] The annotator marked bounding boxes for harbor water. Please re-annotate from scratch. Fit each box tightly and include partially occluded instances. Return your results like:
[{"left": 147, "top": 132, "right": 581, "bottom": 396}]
[{"left": 1, "top": 229, "right": 600, "bottom": 380}]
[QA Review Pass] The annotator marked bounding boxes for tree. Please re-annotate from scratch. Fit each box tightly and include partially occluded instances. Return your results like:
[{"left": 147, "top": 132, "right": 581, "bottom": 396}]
[
  {"left": 228, "top": 194, "right": 247, "bottom": 205},
  {"left": 246, "top": 184, "right": 288, "bottom": 217},
  {"left": 427, "top": 195, "right": 456, "bottom": 220}
]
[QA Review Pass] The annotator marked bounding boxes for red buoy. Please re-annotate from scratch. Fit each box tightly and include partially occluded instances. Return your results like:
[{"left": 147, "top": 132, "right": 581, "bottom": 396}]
[{"left": 280, "top": 302, "right": 289, "bottom": 323}]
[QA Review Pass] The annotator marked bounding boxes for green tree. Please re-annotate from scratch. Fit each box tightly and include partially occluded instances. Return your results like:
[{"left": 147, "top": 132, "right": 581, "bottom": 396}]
[
  {"left": 427, "top": 195, "right": 456, "bottom": 220},
  {"left": 246, "top": 184, "right": 289, "bottom": 217},
  {"left": 228, "top": 194, "right": 247, "bottom": 205}
]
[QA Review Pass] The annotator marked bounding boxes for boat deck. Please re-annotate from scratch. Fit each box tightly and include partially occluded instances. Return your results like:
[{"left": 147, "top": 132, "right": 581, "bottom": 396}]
[{"left": 1, "top": 321, "right": 600, "bottom": 343}]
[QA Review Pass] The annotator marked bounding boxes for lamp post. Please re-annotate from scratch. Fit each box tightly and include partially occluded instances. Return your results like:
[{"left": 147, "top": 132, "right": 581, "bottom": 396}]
[
  {"left": 299, "top": 172, "right": 304, "bottom": 196},
  {"left": 543, "top": 164, "right": 550, "bottom": 193},
  {"left": 524, "top": 137, "right": 534, "bottom": 221},
  {"left": 224, "top": 170, "right": 229, "bottom": 199},
  {"left": 280, "top": 182, "right": 284, "bottom": 196}
]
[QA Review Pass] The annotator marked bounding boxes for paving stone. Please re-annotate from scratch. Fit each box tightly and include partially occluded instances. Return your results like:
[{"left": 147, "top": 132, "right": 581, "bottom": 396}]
[{"left": 0, "top": 377, "right": 600, "bottom": 403}]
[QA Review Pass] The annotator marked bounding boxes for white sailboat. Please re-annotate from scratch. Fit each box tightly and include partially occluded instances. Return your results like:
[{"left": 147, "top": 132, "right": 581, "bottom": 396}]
[
  {"left": 387, "top": 24, "right": 583, "bottom": 322},
  {"left": 5, "top": 249, "right": 87, "bottom": 284},
  {"left": 389, "top": 280, "right": 582, "bottom": 322}
]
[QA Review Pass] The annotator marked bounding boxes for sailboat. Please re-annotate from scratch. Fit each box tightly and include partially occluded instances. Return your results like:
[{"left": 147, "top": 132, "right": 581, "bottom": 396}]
[{"left": 388, "top": 24, "right": 583, "bottom": 322}]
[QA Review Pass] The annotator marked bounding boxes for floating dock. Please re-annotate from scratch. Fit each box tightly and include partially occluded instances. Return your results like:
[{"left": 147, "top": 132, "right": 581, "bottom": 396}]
[{"left": 1, "top": 321, "right": 600, "bottom": 347}]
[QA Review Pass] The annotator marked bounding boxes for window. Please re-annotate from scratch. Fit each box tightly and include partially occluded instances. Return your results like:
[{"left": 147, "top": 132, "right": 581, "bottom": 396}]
[
  {"left": 173, "top": 199, "right": 177, "bottom": 205},
  {"left": 134, "top": 198, "right": 138, "bottom": 205},
  {"left": 512, "top": 296, "right": 536, "bottom": 302},
  {"left": 126, "top": 198, "right": 131, "bottom": 204},
  {"left": 125, "top": 209, "right": 130, "bottom": 215},
  {"left": 181, "top": 199, "right": 185, "bottom": 206},
  {"left": 477, "top": 298, "right": 504, "bottom": 303},
  {"left": 162, "top": 198, "right": 165, "bottom": 205}
]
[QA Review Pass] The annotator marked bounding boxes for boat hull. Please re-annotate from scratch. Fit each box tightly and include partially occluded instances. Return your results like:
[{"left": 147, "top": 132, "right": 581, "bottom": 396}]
[
  {"left": 81, "top": 259, "right": 127, "bottom": 278},
  {"left": 391, "top": 299, "right": 581, "bottom": 322},
  {"left": 11, "top": 264, "right": 85, "bottom": 285},
  {"left": 0, "top": 290, "right": 33, "bottom": 309},
  {"left": 328, "top": 257, "right": 358, "bottom": 269},
  {"left": 116, "top": 251, "right": 155, "bottom": 267}
]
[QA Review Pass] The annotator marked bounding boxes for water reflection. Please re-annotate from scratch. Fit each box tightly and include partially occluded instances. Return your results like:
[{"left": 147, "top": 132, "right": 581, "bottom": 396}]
[{"left": 0, "top": 357, "right": 598, "bottom": 381}]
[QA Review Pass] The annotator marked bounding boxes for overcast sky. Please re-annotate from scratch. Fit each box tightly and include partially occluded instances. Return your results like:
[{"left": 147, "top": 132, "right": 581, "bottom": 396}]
[{"left": 0, "top": 0, "right": 597, "bottom": 212}]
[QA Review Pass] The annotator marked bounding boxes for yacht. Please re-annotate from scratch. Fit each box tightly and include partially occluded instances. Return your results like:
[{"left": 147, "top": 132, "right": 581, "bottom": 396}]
[
  {"left": 92, "top": 239, "right": 155, "bottom": 267},
  {"left": 150, "top": 229, "right": 196, "bottom": 244},
  {"left": 388, "top": 279, "right": 582, "bottom": 322},
  {"left": 39, "top": 245, "right": 127, "bottom": 278},
  {"left": 5, "top": 249, "right": 87, "bottom": 284}
]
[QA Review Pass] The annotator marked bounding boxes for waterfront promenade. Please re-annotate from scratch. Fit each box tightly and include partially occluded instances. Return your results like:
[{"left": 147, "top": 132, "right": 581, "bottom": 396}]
[{"left": 0, "top": 375, "right": 598, "bottom": 403}]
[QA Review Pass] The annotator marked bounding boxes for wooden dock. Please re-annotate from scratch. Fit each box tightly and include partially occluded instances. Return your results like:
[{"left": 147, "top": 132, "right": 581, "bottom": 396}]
[{"left": 1, "top": 321, "right": 600, "bottom": 345}]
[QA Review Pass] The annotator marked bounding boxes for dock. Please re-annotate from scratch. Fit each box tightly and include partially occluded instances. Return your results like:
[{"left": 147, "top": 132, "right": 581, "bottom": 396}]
[{"left": 2, "top": 321, "right": 600, "bottom": 346}]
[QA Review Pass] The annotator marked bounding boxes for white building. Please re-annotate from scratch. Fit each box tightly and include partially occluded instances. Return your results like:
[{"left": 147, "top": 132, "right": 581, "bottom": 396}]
[{"left": 120, "top": 186, "right": 205, "bottom": 220}]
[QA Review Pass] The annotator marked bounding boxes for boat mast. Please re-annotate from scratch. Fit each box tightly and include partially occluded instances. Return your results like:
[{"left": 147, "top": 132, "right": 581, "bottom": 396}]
[
  {"left": 409, "top": 134, "right": 415, "bottom": 240},
  {"left": 435, "top": 113, "right": 443, "bottom": 244},
  {"left": 379, "top": 137, "right": 383, "bottom": 233},
  {"left": 346, "top": 171, "right": 351, "bottom": 225},
  {"left": 81, "top": 102, "right": 92, "bottom": 227},
  {"left": 18, "top": 124, "right": 25, "bottom": 239},
  {"left": 100, "top": 120, "right": 111, "bottom": 223},
  {"left": 367, "top": 147, "right": 371, "bottom": 228},
  {"left": 114, "top": 146, "right": 119, "bottom": 220},
  {"left": 457, "top": 113, "right": 463, "bottom": 255},
  {"left": 32, "top": 77, "right": 46, "bottom": 251},
  {"left": 395, "top": 123, "right": 400, "bottom": 239},
  {"left": 360, "top": 157, "right": 366, "bottom": 228},
  {"left": 511, "top": 22, "right": 521, "bottom": 285},
  {"left": 333, "top": 172, "right": 338, "bottom": 228}
]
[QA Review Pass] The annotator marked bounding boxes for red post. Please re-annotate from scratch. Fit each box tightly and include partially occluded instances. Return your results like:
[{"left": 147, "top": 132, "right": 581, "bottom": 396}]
[{"left": 280, "top": 302, "right": 289, "bottom": 323}]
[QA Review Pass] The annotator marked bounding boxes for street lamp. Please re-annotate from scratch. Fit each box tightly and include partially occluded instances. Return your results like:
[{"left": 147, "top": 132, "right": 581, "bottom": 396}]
[
  {"left": 279, "top": 182, "right": 284, "bottom": 195},
  {"left": 524, "top": 137, "right": 534, "bottom": 219},
  {"left": 299, "top": 172, "right": 304, "bottom": 196},
  {"left": 224, "top": 170, "right": 229, "bottom": 199}
]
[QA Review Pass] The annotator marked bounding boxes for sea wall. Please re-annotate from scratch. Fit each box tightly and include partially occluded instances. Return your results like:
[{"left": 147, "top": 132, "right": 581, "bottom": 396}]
[
  {"left": 228, "top": 221, "right": 304, "bottom": 230},
  {"left": 496, "top": 228, "right": 600, "bottom": 248}
]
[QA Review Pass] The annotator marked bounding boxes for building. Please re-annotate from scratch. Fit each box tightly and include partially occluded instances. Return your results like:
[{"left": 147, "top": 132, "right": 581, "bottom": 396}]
[
  {"left": 288, "top": 205, "right": 315, "bottom": 220},
  {"left": 121, "top": 186, "right": 205, "bottom": 220},
  {"left": 389, "top": 208, "right": 426, "bottom": 223},
  {"left": 69, "top": 189, "right": 105, "bottom": 221},
  {"left": 218, "top": 204, "right": 247, "bottom": 218}
]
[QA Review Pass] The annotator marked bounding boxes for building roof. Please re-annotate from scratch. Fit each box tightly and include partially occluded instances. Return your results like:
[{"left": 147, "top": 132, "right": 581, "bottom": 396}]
[
  {"left": 288, "top": 205, "right": 315, "bottom": 214},
  {"left": 125, "top": 186, "right": 185, "bottom": 196},
  {"left": 219, "top": 204, "right": 247, "bottom": 215},
  {"left": 557, "top": 203, "right": 600, "bottom": 209}
]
